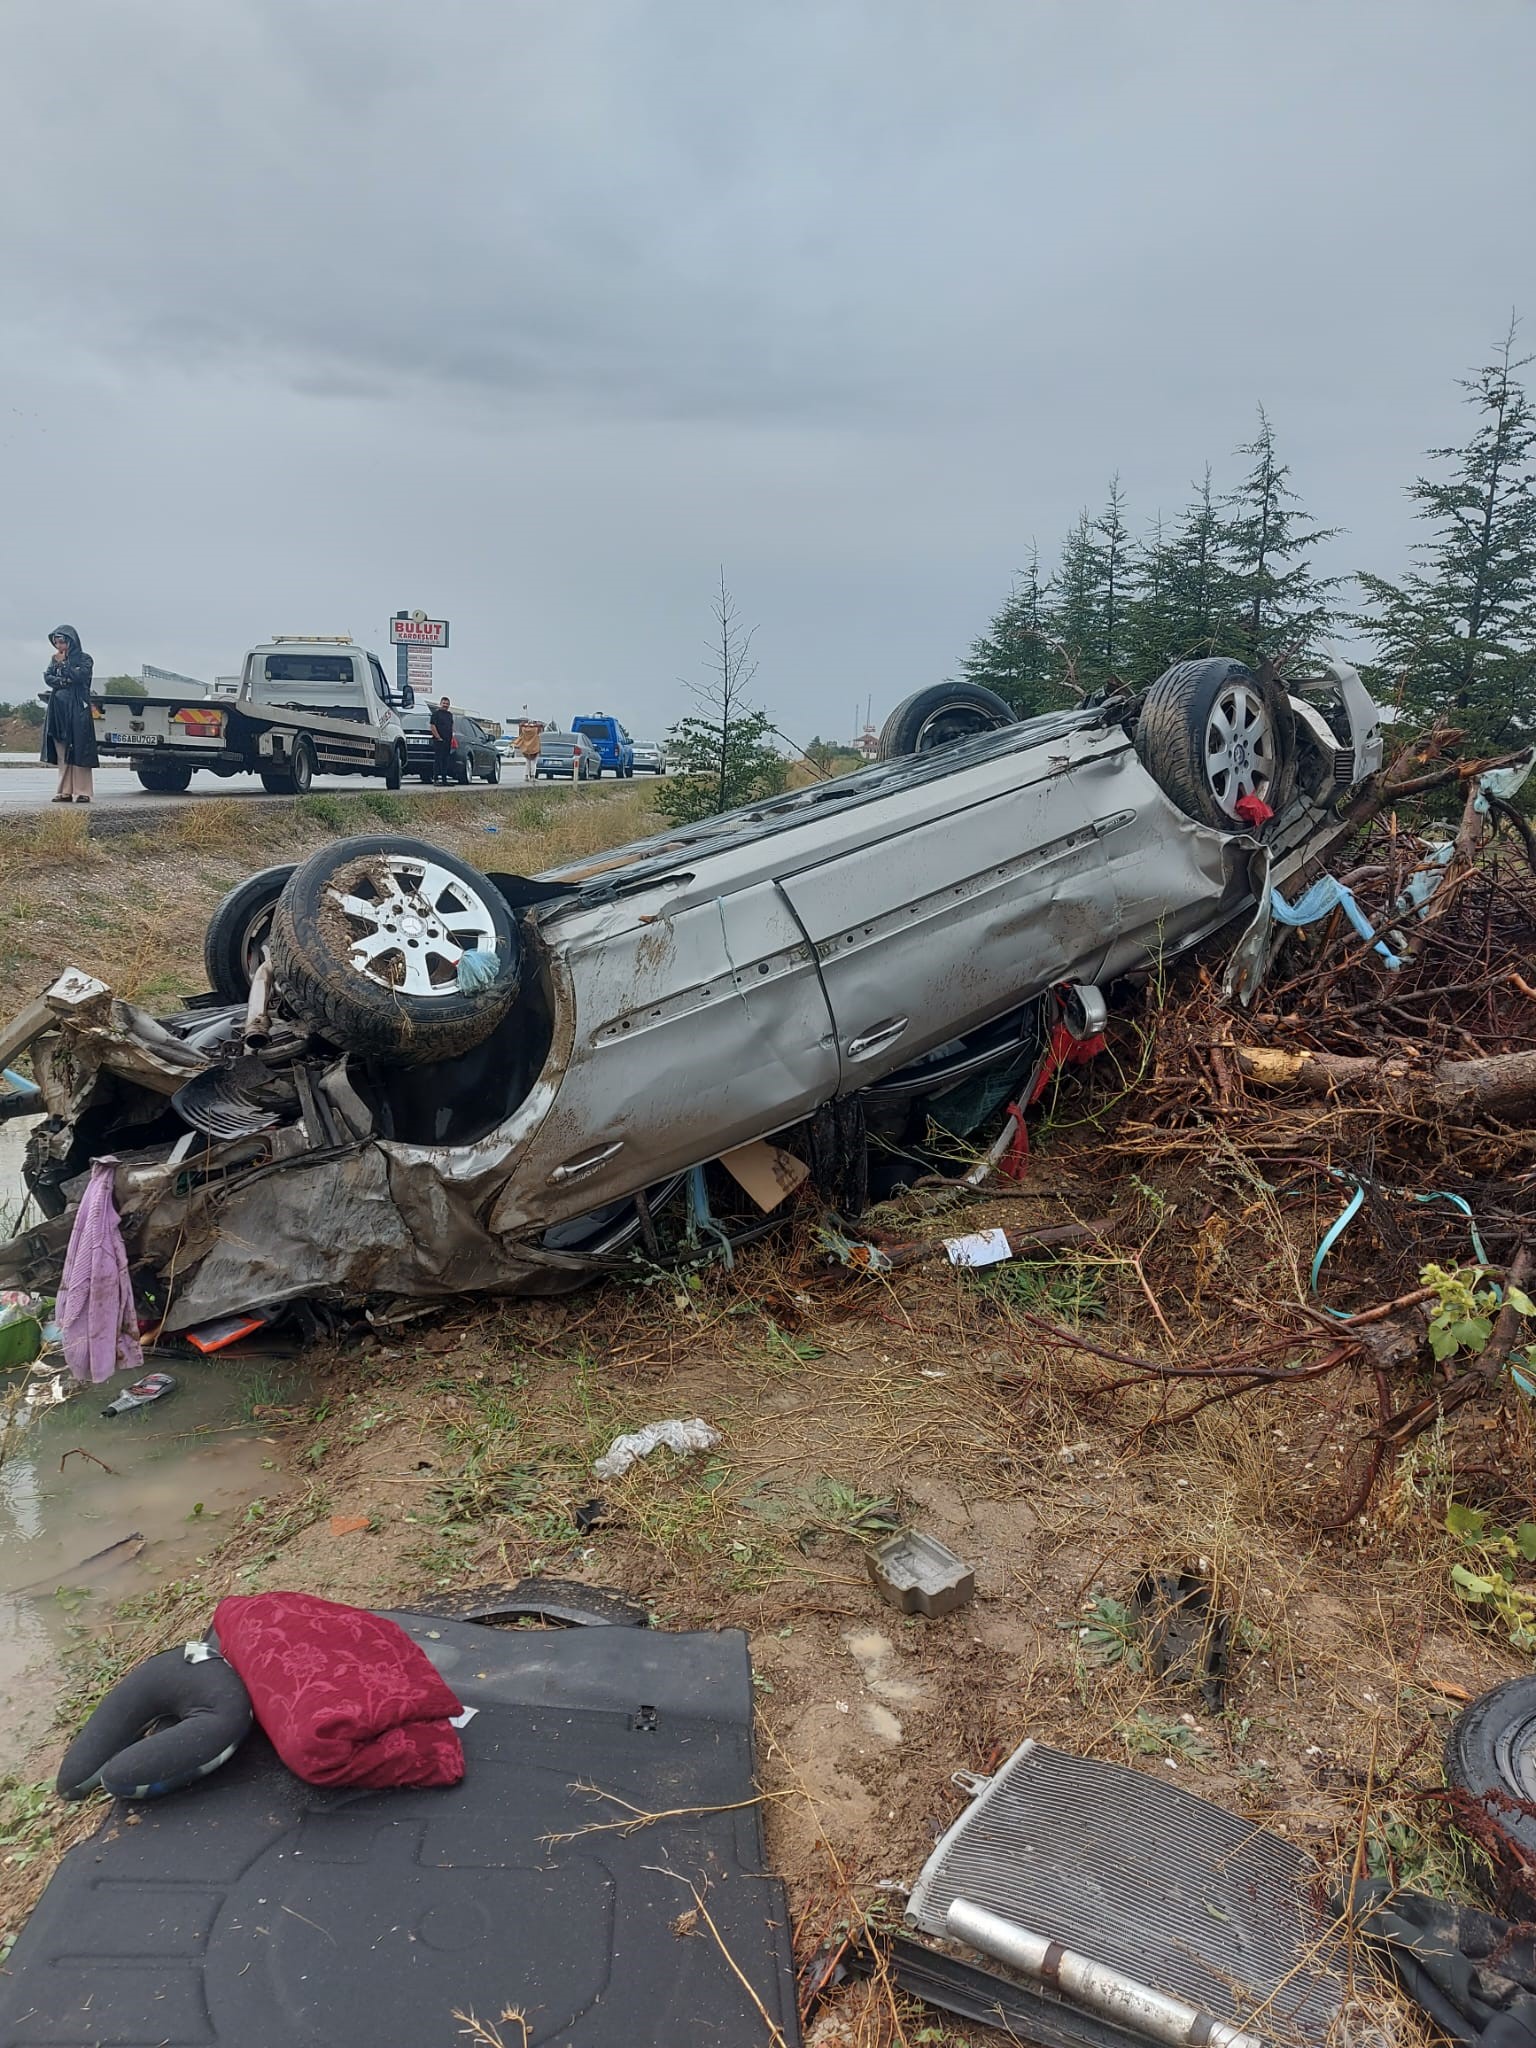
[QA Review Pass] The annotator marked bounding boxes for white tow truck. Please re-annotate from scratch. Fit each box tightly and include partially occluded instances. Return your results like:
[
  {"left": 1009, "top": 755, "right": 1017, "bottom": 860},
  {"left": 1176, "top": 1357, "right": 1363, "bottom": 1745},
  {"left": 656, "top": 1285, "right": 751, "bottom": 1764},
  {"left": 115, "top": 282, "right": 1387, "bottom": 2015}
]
[{"left": 95, "top": 637, "right": 412, "bottom": 795}]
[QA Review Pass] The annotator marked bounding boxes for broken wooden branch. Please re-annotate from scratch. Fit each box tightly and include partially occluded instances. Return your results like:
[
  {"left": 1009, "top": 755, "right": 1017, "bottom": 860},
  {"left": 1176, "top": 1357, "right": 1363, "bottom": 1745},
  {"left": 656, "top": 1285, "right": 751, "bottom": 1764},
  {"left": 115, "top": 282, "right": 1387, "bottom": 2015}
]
[{"left": 1234, "top": 1044, "right": 1536, "bottom": 1115}]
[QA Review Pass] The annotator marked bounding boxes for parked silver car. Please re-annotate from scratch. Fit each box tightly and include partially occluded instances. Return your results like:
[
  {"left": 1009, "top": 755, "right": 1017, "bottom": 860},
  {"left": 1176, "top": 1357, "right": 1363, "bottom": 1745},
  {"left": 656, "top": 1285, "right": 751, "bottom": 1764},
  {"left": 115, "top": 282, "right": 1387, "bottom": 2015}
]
[
  {"left": 0, "top": 658, "right": 1381, "bottom": 1330},
  {"left": 534, "top": 731, "right": 600, "bottom": 780}
]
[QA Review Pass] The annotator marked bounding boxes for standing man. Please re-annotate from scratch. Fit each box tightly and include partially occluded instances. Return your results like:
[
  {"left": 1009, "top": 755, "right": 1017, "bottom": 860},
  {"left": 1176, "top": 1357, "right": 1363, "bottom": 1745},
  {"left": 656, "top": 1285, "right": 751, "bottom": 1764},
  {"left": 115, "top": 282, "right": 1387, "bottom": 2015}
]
[
  {"left": 429, "top": 695, "right": 454, "bottom": 784},
  {"left": 41, "top": 625, "right": 98, "bottom": 804},
  {"left": 515, "top": 717, "right": 542, "bottom": 782}
]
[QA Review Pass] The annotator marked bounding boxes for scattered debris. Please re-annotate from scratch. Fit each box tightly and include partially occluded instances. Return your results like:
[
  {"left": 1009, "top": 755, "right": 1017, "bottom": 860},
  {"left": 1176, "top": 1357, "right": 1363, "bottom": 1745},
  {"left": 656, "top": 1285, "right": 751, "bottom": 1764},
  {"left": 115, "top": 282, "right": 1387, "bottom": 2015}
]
[
  {"left": 102, "top": 1371, "right": 177, "bottom": 1417},
  {"left": 908, "top": 1738, "right": 1344, "bottom": 2041},
  {"left": 328, "top": 1514, "right": 371, "bottom": 1538},
  {"left": 184, "top": 1311, "right": 270, "bottom": 1354},
  {"left": 842, "top": 1930, "right": 1158, "bottom": 2048},
  {"left": 1130, "top": 1565, "right": 1232, "bottom": 1713},
  {"left": 943, "top": 1227, "right": 1013, "bottom": 1269},
  {"left": 865, "top": 1529, "right": 977, "bottom": 1618},
  {"left": 719, "top": 1139, "right": 811, "bottom": 1212},
  {"left": 12, "top": 1530, "right": 145, "bottom": 1594},
  {"left": 1349, "top": 1880, "right": 1536, "bottom": 2048},
  {"left": 946, "top": 1899, "right": 1265, "bottom": 2048},
  {"left": 593, "top": 1417, "right": 722, "bottom": 1481}
]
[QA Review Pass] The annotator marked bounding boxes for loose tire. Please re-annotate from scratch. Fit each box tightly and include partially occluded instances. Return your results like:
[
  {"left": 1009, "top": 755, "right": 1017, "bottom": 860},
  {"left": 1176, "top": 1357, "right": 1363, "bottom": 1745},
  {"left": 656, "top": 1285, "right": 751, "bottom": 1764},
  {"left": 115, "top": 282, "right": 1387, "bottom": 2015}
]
[
  {"left": 136, "top": 762, "right": 193, "bottom": 795},
  {"left": 1133, "top": 658, "right": 1295, "bottom": 830},
  {"left": 1446, "top": 1679, "right": 1536, "bottom": 1907},
  {"left": 877, "top": 682, "right": 1018, "bottom": 759},
  {"left": 203, "top": 863, "right": 298, "bottom": 1002},
  {"left": 268, "top": 835, "right": 521, "bottom": 1064}
]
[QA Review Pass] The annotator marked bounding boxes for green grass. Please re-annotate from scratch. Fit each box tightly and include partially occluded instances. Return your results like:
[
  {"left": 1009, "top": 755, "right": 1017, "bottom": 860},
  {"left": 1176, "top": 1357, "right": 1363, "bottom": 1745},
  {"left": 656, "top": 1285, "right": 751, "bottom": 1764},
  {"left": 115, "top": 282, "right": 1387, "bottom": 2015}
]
[
  {"left": 1117, "top": 1710, "right": 1213, "bottom": 1764},
  {"left": 979, "top": 1256, "right": 1108, "bottom": 1323}
]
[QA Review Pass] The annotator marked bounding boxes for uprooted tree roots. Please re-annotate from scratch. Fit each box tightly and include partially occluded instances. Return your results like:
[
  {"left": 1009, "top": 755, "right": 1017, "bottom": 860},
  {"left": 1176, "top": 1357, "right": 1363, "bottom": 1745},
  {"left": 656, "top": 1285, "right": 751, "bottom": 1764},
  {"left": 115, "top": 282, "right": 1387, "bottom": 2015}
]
[
  {"left": 1098, "top": 789, "right": 1533, "bottom": 1527},
  {"left": 832, "top": 774, "right": 1536, "bottom": 1536}
]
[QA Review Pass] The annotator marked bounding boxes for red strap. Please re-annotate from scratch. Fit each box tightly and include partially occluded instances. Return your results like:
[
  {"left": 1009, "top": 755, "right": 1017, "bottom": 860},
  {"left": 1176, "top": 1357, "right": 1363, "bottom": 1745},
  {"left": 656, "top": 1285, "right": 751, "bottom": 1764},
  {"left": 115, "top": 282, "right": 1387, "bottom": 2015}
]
[
  {"left": 1001, "top": 1103, "right": 1029, "bottom": 1179},
  {"left": 1027, "top": 1022, "right": 1107, "bottom": 1106}
]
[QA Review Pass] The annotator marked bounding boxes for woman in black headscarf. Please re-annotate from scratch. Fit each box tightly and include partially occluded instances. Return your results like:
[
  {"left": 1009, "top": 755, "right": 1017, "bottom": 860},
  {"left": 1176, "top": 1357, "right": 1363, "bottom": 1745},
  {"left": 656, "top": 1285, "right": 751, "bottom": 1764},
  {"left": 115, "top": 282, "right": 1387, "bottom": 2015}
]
[{"left": 41, "top": 625, "right": 98, "bottom": 803}]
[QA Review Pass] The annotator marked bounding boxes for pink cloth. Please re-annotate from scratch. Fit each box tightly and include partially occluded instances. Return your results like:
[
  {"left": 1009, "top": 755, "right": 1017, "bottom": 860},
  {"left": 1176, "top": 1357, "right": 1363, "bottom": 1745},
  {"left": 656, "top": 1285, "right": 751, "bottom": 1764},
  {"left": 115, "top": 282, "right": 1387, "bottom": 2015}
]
[
  {"left": 57, "top": 1157, "right": 142, "bottom": 1385},
  {"left": 212, "top": 1592, "right": 466, "bottom": 1789}
]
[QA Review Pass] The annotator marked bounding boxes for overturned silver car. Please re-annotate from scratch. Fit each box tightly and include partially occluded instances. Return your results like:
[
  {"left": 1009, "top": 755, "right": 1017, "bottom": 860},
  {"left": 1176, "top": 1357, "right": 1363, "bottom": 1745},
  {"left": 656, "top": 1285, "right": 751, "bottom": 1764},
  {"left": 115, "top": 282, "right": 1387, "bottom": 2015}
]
[{"left": 0, "top": 658, "right": 1383, "bottom": 1331}]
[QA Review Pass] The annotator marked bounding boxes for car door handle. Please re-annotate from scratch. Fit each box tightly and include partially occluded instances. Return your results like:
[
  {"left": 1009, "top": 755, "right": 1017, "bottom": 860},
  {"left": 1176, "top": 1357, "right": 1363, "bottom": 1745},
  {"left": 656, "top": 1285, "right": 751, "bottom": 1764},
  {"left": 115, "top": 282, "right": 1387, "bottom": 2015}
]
[
  {"left": 846, "top": 1017, "right": 909, "bottom": 1061},
  {"left": 548, "top": 1140, "right": 624, "bottom": 1185}
]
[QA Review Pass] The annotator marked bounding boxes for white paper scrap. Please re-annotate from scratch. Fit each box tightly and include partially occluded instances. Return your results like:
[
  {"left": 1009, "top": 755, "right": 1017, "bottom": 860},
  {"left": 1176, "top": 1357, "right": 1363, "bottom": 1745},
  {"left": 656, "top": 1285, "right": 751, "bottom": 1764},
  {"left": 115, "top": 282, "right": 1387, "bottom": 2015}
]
[{"left": 944, "top": 1227, "right": 1013, "bottom": 1269}]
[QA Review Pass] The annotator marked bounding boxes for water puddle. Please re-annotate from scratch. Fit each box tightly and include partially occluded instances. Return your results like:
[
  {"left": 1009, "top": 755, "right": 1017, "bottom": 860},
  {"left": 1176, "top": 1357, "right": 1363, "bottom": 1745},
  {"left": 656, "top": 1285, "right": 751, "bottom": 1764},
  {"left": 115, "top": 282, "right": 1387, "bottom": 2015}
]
[{"left": 0, "top": 1352, "right": 307, "bottom": 1774}]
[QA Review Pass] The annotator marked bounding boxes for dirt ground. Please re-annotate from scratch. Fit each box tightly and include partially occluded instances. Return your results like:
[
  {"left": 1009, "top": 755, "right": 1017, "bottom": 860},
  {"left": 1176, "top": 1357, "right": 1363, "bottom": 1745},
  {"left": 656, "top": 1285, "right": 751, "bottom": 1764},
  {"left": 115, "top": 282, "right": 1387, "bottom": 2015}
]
[{"left": 2, "top": 783, "right": 1530, "bottom": 2045}]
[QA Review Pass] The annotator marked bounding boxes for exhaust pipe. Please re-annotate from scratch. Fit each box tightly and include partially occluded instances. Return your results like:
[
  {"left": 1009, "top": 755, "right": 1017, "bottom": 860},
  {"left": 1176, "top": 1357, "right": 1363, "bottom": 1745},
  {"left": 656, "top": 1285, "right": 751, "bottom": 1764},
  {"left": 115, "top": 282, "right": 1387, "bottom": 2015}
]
[{"left": 945, "top": 1899, "right": 1268, "bottom": 2048}]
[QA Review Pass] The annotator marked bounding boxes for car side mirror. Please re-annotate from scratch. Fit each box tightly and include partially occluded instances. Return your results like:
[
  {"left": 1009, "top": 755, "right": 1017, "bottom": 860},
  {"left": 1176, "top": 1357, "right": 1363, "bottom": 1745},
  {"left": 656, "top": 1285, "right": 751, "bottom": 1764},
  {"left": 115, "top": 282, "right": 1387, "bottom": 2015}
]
[{"left": 398, "top": 684, "right": 415, "bottom": 710}]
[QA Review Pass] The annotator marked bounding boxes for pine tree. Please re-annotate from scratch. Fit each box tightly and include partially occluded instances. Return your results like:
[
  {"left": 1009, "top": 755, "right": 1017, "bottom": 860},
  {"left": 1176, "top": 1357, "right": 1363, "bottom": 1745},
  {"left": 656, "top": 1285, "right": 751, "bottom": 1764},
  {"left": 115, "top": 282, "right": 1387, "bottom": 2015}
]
[
  {"left": 664, "top": 571, "right": 787, "bottom": 823},
  {"left": 1048, "top": 509, "right": 1109, "bottom": 694},
  {"left": 1096, "top": 476, "right": 1132, "bottom": 680},
  {"left": 1221, "top": 408, "right": 1339, "bottom": 667},
  {"left": 1166, "top": 468, "right": 1234, "bottom": 663},
  {"left": 1124, "top": 513, "right": 1177, "bottom": 687},
  {"left": 1121, "top": 470, "right": 1240, "bottom": 685},
  {"left": 957, "top": 546, "right": 1070, "bottom": 715},
  {"left": 1354, "top": 323, "right": 1536, "bottom": 748}
]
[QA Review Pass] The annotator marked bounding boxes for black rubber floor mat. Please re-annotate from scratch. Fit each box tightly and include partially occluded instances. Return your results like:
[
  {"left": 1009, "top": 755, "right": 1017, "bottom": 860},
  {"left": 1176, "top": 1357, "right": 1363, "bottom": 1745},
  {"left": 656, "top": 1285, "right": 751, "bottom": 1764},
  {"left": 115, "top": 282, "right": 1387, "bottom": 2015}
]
[{"left": 0, "top": 1616, "right": 801, "bottom": 2048}]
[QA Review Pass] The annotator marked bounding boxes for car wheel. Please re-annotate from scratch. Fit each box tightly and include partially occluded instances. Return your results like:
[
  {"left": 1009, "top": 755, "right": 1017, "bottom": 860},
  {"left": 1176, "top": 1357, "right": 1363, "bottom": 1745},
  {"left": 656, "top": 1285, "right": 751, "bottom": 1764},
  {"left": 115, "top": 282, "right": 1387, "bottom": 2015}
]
[
  {"left": 877, "top": 682, "right": 1018, "bottom": 759},
  {"left": 485, "top": 754, "right": 500, "bottom": 785},
  {"left": 1446, "top": 1679, "right": 1536, "bottom": 1890},
  {"left": 384, "top": 744, "right": 404, "bottom": 792},
  {"left": 288, "top": 735, "right": 316, "bottom": 795},
  {"left": 1134, "top": 657, "right": 1296, "bottom": 830},
  {"left": 203, "top": 863, "right": 298, "bottom": 1003},
  {"left": 135, "top": 762, "right": 193, "bottom": 794},
  {"left": 268, "top": 835, "right": 521, "bottom": 1065}
]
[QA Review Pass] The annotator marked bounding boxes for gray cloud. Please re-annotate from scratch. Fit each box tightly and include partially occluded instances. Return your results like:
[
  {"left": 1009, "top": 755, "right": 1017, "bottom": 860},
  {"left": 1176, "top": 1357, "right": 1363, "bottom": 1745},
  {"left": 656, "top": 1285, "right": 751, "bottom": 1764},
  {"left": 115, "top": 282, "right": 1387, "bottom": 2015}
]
[{"left": 1, "top": 0, "right": 1532, "bottom": 735}]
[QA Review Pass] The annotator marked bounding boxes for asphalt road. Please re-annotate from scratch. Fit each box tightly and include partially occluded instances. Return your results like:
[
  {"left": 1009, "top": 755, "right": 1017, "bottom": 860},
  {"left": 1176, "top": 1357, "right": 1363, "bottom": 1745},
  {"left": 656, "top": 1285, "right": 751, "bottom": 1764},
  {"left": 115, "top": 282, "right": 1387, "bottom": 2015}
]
[{"left": 0, "top": 757, "right": 547, "bottom": 813}]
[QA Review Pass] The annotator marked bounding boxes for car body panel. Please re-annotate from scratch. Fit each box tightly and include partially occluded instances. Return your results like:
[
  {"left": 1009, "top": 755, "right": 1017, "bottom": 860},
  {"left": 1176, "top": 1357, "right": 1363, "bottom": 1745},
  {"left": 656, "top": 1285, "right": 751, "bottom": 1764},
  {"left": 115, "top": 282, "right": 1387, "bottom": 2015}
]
[{"left": 0, "top": 668, "right": 1384, "bottom": 1328}]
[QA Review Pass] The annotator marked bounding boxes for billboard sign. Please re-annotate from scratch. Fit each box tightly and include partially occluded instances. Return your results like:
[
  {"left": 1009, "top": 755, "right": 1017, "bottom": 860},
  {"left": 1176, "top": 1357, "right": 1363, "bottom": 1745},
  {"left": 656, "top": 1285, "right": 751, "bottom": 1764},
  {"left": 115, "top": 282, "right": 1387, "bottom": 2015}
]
[{"left": 390, "top": 612, "right": 450, "bottom": 649}]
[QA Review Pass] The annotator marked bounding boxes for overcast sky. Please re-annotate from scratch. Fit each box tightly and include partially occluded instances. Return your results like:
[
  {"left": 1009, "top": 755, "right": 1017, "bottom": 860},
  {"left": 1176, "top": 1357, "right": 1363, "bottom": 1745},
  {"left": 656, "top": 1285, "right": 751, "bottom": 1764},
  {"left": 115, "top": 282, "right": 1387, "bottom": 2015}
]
[{"left": 2, "top": 1, "right": 1533, "bottom": 736}]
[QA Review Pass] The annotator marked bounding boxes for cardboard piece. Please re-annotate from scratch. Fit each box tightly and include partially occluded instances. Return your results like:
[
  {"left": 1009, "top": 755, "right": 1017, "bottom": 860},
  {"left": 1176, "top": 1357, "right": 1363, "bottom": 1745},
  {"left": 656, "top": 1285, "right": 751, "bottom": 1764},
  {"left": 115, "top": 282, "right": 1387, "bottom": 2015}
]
[{"left": 718, "top": 1140, "right": 810, "bottom": 1213}]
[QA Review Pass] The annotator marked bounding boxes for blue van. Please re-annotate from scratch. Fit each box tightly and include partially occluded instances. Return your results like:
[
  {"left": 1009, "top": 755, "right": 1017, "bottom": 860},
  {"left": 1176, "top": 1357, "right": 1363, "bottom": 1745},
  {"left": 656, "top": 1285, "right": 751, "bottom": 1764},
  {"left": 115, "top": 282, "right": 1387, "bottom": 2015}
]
[{"left": 570, "top": 715, "right": 635, "bottom": 778}]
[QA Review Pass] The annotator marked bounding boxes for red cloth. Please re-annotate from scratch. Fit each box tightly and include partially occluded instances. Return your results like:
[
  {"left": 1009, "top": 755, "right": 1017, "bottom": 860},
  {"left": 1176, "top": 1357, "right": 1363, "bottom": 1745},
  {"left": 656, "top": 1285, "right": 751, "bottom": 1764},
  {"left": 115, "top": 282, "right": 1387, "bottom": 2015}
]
[
  {"left": 1233, "top": 791, "right": 1274, "bottom": 829},
  {"left": 213, "top": 1591, "right": 465, "bottom": 1789}
]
